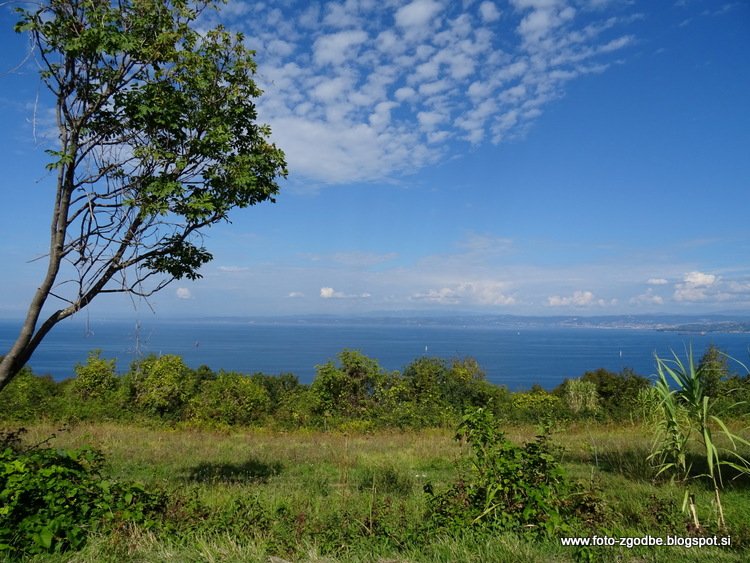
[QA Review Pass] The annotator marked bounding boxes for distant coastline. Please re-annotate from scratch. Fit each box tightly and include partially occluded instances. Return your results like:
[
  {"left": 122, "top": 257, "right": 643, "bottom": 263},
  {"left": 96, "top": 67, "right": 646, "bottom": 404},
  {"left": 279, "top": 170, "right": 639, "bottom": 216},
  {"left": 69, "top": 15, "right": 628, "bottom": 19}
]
[
  {"left": 656, "top": 321, "right": 750, "bottom": 334},
  {"left": 170, "top": 312, "right": 750, "bottom": 333},
  {"left": 3, "top": 312, "right": 749, "bottom": 333}
]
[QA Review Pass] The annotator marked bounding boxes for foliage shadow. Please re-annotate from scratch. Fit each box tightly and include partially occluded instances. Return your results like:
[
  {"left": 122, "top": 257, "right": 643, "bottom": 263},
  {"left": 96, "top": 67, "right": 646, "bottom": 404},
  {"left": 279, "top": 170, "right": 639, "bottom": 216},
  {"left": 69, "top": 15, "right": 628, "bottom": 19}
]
[{"left": 185, "top": 458, "right": 283, "bottom": 484}]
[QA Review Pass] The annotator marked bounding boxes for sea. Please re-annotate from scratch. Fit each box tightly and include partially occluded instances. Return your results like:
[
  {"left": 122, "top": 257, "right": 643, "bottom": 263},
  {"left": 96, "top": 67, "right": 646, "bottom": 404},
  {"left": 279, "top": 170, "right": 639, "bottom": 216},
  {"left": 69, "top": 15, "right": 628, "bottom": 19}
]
[{"left": 2, "top": 318, "right": 750, "bottom": 391}]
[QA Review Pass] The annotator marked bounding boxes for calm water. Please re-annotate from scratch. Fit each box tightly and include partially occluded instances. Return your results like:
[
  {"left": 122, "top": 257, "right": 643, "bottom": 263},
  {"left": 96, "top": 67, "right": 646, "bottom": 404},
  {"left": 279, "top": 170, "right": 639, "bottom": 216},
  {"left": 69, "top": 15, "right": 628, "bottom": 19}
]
[{"left": 2, "top": 319, "right": 749, "bottom": 390}]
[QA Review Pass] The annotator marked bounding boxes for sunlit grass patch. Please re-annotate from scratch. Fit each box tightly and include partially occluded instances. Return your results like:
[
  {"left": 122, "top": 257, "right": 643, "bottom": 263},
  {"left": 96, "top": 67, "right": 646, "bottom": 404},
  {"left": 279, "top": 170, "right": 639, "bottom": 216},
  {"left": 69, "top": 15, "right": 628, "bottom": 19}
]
[{"left": 4, "top": 421, "right": 750, "bottom": 562}]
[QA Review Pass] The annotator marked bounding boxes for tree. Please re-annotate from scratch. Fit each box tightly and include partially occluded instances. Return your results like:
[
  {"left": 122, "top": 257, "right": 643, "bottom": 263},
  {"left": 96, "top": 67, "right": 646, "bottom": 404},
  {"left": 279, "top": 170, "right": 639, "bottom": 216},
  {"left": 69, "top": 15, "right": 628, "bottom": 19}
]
[
  {"left": 311, "top": 349, "right": 387, "bottom": 417},
  {"left": 70, "top": 349, "right": 118, "bottom": 400},
  {"left": 697, "top": 343, "right": 730, "bottom": 398},
  {"left": 0, "top": 0, "right": 287, "bottom": 392},
  {"left": 126, "top": 353, "right": 195, "bottom": 417}
]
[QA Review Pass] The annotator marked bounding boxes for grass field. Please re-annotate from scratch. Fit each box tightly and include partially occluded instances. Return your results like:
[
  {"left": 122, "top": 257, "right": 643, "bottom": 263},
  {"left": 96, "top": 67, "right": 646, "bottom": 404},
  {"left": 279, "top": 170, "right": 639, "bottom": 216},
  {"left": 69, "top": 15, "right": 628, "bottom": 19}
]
[{"left": 5, "top": 420, "right": 748, "bottom": 562}]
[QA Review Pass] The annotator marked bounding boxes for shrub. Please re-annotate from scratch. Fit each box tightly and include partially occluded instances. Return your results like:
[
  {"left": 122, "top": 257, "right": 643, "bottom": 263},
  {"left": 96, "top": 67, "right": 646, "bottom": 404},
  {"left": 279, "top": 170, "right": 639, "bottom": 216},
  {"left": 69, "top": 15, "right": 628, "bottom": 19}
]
[
  {"left": 399, "top": 356, "right": 509, "bottom": 425},
  {"left": 511, "top": 390, "right": 566, "bottom": 423},
  {"left": 311, "top": 349, "right": 388, "bottom": 418},
  {"left": 70, "top": 349, "right": 118, "bottom": 400},
  {"left": 579, "top": 367, "right": 650, "bottom": 420},
  {"left": 423, "top": 409, "right": 573, "bottom": 538},
  {"left": 0, "top": 430, "right": 165, "bottom": 556},
  {"left": 123, "top": 354, "right": 196, "bottom": 418},
  {"left": 187, "top": 371, "right": 270, "bottom": 426},
  {"left": 0, "top": 366, "right": 57, "bottom": 422}
]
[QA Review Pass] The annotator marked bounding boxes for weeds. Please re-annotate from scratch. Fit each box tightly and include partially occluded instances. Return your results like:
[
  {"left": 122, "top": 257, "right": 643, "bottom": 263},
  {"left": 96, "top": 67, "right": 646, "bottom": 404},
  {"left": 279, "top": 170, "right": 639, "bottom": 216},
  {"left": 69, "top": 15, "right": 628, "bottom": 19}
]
[{"left": 422, "top": 409, "right": 591, "bottom": 538}]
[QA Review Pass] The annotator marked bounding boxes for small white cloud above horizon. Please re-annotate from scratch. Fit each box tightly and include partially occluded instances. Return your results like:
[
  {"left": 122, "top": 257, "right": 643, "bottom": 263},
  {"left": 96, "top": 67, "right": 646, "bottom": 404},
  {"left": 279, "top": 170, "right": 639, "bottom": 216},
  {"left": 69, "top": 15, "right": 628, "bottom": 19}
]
[
  {"left": 547, "top": 290, "right": 614, "bottom": 307},
  {"left": 410, "top": 281, "right": 515, "bottom": 306},
  {"left": 674, "top": 270, "right": 719, "bottom": 302},
  {"left": 479, "top": 2, "right": 501, "bottom": 23},
  {"left": 320, "top": 287, "right": 372, "bottom": 299},
  {"left": 176, "top": 287, "right": 192, "bottom": 299},
  {"left": 630, "top": 288, "right": 664, "bottom": 305},
  {"left": 647, "top": 278, "right": 669, "bottom": 285},
  {"left": 683, "top": 271, "right": 717, "bottom": 287},
  {"left": 219, "top": 266, "right": 250, "bottom": 272}
]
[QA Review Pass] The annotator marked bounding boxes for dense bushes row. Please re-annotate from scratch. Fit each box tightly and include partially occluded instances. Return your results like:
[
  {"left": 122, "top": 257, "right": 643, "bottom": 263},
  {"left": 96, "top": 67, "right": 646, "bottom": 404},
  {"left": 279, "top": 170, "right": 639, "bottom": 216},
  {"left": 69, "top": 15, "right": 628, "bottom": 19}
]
[{"left": 2, "top": 344, "right": 748, "bottom": 429}]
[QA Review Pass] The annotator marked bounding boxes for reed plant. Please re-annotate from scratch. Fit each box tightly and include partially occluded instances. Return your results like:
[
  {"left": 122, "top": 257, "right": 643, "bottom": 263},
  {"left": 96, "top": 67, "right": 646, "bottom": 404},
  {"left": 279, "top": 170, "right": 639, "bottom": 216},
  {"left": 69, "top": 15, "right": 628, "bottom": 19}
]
[{"left": 649, "top": 347, "right": 750, "bottom": 529}]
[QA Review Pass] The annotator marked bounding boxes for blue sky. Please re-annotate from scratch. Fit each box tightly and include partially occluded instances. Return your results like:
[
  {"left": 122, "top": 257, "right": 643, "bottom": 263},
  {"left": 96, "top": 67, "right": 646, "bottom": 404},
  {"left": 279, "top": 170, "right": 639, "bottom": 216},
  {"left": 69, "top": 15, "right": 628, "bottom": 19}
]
[{"left": 1, "top": 0, "right": 749, "bottom": 320}]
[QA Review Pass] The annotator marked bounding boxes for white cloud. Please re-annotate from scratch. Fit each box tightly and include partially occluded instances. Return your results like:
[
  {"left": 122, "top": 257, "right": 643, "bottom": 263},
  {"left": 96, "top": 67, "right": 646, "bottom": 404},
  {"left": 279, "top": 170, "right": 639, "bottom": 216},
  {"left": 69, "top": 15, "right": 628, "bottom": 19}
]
[
  {"left": 320, "top": 287, "right": 372, "bottom": 299},
  {"left": 629, "top": 288, "right": 664, "bottom": 306},
  {"left": 320, "top": 287, "right": 337, "bottom": 299},
  {"left": 410, "top": 281, "right": 515, "bottom": 306},
  {"left": 410, "top": 286, "right": 462, "bottom": 304},
  {"left": 683, "top": 270, "right": 717, "bottom": 287},
  {"left": 514, "top": 1, "right": 576, "bottom": 44},
  {"left": 323, "top": 2, "right": 362, "bottom": 28},
  {"left": 394, "top": 86, "right": 417, "bottom": 101},
  {"left": 674, "top": 271, "right": 719, "bottom": 302},
  {"left": 647, "top": 278, "right": 669, "bottom": 285},
  {"left": 479, "top": 2, "right": 501, "bottom": 22},
  {"left": 417, "top": 110, "right": 447, "bottom": 130},
  {"left": 218, "top": 266, "right": 249, "bottom": 272},
  {"left": 547, "top": 290, "right": 614, "bottom": 307},
  {"left": 313, "top": 30, "right": 369, "bottom": 66},
  {"left": 287, "top": 292, "right": 305, "bottom": 298},
  {"left": 176, "top": 287, "right": 192, "bottom": 299},
  {"left": 461, "top": 282, "right": 517, "bottom": 305},
  {"left": 395, "top": 0, "right": 443, "bottom": 29},
  {"left": 242, "top": 0, "right": 637, "bottom": 185}
]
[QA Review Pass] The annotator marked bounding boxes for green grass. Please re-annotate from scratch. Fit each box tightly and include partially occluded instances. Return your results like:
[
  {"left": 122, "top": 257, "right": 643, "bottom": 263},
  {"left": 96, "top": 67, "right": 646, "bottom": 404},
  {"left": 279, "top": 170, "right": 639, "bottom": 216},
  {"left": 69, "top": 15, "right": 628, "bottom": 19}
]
[{"left": 6, "top": 422, "right": 750, "bottom": 562}]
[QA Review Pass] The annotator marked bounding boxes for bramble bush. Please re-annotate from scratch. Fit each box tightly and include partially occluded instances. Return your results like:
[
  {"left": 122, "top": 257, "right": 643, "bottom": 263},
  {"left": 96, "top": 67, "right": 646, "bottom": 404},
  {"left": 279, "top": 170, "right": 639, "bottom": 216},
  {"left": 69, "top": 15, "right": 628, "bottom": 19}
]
[
  {"left": 0, "top": 428, "right": 165, "bottom": 557},
  {"left": 422, "top": 408, "right": 603, "bottom": 538}
]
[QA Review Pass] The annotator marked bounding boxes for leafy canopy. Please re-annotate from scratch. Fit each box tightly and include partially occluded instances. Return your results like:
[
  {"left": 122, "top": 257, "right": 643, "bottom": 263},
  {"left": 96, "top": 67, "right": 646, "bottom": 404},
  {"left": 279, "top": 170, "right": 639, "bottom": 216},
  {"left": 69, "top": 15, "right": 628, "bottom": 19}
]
[
  {"left": 0, "top": 0, "right": 286, "bottom": 391},
  {"left": 14, "top": 0, "right": 286, "bottom": 280}
]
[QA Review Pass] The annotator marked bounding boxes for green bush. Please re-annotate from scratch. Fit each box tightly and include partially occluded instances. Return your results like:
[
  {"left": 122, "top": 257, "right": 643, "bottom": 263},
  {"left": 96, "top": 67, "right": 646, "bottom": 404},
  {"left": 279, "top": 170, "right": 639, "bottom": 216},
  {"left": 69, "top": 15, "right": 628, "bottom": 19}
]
[
  {"left": 70, "top": 349, "right": 118, "bottom": 400},
  {"left": 423, "top": 409, "right": 574, "bottom": 538},
  {"left": 579, "top": 367, "right": 650, "bottom": 420},
  {"left": 0, "top": 429, "right": 165, "bottom": 557},
  {"left": 0, "top": 367, "right": 57, "bottom": 422},
  {"left": 511, "top": 389, "right": 566, "bottom": 423},
  {"left": 563, "top": 379, "right": 599, "bottom": 416},
  {"left": 267, "top": 387, "right": 316, "bottom": 429},
  {"left": 187, "top": 371, "right": 270, "bottom": 426},
  {"left": 122, "top": 354, "right": 197, "bottom": 418},
  {"left": 397, "top": 356, "right": 510, "bottom": 426},
  {"left": 311, "top": 349, "right": 389, "bottom": 419}
]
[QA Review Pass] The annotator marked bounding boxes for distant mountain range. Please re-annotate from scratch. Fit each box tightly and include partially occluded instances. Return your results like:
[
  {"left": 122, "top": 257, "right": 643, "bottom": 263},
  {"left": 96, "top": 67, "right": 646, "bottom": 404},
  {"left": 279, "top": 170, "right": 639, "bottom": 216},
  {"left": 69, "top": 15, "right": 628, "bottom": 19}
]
[{"left": 188, "top": 313, "right": 750, "bottom": 332}]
